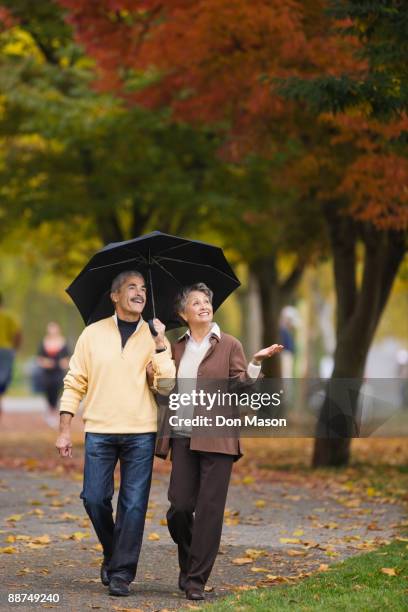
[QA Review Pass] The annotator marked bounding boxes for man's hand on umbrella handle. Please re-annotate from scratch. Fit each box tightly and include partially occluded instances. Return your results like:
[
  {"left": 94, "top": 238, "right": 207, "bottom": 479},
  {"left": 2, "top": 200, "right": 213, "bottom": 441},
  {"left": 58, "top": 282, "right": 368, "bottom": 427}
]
[
  {"left": 252, "top": 344, "right": 284, "bottom": 365},
  {"left": 56, "top": 433, "right": 72, "bottom": 458},
  {"left": 151, "top": 318, "right": 166, "bottom": 350}
]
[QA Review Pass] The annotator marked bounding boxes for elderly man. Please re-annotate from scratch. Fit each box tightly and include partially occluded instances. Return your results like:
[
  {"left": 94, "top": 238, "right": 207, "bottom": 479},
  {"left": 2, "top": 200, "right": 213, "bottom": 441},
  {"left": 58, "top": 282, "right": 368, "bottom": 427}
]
[{"left": 55, "top": 270, "right": 175, "bottom": 597}]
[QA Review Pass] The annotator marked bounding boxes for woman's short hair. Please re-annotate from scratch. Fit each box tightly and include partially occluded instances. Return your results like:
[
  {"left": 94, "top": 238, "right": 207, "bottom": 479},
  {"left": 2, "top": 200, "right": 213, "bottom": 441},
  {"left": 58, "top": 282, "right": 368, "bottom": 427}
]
[
  {"left": 175, "top": 283, "right": 213, "bottom": 317},
  {"left": 110, "top": 270, "right": 144, "bottom": 294}
]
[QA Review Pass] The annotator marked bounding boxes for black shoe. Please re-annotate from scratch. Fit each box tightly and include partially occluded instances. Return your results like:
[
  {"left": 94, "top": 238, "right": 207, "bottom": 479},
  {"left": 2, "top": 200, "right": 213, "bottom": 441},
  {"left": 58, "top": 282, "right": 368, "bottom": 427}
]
[
  {"left": 109, "top": 576, "right": 130, "bottom": 597},
  {"left": 178, "top": 571, "right": 187, "bottom": 591},
  {"left": 100, "top": 560, "right": 110, "bottom": 586},
  {"left": 186, "top": 589, "right": 205, "bottom": 601}
]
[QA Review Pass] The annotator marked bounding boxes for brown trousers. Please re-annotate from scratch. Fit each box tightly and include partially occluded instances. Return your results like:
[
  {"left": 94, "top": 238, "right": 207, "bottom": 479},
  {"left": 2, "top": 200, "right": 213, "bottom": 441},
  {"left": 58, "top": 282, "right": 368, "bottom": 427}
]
[{"left": 167, "top": 437, "right": 234, "bottom": 590}]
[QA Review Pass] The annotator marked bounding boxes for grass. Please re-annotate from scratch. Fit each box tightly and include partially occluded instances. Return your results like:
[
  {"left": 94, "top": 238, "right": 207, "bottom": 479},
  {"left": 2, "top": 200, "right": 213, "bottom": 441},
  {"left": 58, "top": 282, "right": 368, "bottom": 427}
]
[{"left": 198, "top": 539, "right": 408, "bottom": 611}]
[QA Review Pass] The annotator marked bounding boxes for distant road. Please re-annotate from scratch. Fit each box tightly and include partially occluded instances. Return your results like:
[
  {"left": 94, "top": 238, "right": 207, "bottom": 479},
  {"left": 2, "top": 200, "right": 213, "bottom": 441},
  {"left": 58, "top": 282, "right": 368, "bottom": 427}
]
[{"left": 3, "top": 396, "right": 46, "bottom": 413}]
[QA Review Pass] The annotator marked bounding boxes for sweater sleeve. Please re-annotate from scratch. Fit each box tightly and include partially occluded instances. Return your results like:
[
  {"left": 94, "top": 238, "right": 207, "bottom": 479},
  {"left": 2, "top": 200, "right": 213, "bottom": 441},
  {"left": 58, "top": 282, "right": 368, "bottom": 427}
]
[
  {"left": 59, "top": 331, "right": 89, "bottom": 415},
  {"left": 150, "top": 337, "right": 176, "bottom": 396}
]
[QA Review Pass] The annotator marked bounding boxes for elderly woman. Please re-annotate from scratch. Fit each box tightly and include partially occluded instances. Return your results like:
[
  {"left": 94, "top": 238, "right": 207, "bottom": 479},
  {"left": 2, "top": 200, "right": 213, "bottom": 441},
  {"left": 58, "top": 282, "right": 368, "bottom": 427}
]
[{"left": 153, "top": 283, "right": 283, "bottom": 601}]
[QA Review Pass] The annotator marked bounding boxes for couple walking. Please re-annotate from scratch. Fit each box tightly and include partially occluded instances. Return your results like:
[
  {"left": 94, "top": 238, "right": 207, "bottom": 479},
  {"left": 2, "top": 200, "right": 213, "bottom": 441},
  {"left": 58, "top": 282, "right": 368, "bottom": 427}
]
[{"left": 56, "top": 270, "right": 282, "bottom": 600}]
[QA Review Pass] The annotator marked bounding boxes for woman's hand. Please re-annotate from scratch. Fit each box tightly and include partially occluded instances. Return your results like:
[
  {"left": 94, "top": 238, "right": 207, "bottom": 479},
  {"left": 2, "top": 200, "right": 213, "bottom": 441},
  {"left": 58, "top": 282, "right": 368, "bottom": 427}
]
[{"left": 252, "top": 344, "right": 284, "bottom": 365}]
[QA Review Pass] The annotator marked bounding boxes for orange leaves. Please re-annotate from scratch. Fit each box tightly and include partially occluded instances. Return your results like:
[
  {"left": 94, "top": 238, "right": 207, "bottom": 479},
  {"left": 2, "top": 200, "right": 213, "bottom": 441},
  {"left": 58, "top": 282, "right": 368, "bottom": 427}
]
[{"left": 338, "top": 153, "right": 408, "bottom": 230}]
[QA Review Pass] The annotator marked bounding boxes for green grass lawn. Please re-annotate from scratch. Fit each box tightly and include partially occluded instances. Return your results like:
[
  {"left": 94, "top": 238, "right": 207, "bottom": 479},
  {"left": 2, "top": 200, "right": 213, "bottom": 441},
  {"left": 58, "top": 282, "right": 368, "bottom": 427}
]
[{"left": 199, "top": 539, "right": 408, "bottom": 612}]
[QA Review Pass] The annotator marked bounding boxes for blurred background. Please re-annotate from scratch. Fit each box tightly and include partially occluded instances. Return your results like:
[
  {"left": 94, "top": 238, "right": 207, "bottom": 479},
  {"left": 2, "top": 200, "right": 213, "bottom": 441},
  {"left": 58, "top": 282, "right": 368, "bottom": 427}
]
[{"left": 0, "top": 1, "right": 407, "bottom": 469}]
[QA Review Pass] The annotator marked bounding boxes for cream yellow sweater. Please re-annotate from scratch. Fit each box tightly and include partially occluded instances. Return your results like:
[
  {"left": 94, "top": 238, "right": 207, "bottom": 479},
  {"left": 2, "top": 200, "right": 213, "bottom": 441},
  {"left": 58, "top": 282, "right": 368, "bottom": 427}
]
[{"left": 59, "top": 316, "right": 175, "bottom": 433}]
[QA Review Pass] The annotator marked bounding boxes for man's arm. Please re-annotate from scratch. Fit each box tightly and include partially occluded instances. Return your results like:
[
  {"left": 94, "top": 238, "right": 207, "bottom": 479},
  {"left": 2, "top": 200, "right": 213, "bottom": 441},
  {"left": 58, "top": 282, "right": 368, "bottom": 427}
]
[{"left": 55, "top": 412, "right": 73, "bottom": 457}]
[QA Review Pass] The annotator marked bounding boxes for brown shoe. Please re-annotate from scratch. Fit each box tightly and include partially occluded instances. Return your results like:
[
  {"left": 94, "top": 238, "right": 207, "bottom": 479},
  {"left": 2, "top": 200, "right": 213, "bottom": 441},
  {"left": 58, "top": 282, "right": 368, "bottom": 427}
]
[{"left": 186, "top": 589, "right": 204, "bottom": 601}]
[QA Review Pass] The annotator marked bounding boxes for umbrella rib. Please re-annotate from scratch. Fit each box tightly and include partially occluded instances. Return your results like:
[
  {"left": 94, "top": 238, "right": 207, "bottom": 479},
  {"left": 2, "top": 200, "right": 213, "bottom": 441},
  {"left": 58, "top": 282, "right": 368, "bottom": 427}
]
[
  {"left": 155, "top": 240, "right": 196, "bottom": 257},
  {"left": 88, "top": 255, "right": 147, "bottom": 272},
  {"left": 156, "top": 256, "right": 240, "bottom": 283},
  {"left": 151, "top": 257, "right": 185, "bottom": 287}
]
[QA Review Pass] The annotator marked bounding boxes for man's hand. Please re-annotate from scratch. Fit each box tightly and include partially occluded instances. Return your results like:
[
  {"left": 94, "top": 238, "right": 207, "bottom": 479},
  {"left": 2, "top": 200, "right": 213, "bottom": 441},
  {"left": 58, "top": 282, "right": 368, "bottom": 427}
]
[
  {"left": 56, "top": 413, "right": 73, "bottom": 457},
  {"left": 252, "top": 344, "right": 284, "bottom": 365},
  {"left": 56, "top": 432, "right": 72, "bottom": 457},
  {"left": 151, "top": 318, "right": 166, "bottom": 350}
]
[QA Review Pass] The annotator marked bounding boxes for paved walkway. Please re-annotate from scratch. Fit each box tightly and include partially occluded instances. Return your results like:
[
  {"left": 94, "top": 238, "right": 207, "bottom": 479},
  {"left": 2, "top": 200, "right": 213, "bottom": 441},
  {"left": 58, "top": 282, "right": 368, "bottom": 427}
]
[{"left": 0, "top": 467, "right": 405, "bottom": 612}]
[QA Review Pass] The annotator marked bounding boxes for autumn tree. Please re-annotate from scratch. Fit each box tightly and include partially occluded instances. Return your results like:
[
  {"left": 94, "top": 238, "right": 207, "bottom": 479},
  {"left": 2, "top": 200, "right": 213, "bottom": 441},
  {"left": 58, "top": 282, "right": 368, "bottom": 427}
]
[
  {"left": 60, "top": 0, "right": 337, "bottom": 376},
  {"left": 60, "top": 1, "right": 407, "bottom": 465},
  {"left": 0, "top": 0, "right": 221, "bottom": 274}
]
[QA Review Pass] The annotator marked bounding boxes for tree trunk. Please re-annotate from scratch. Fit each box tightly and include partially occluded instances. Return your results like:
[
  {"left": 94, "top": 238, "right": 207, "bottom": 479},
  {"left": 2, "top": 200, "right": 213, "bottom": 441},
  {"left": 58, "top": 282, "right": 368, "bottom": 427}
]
[
  {"left": 313, "top": 205, "right": 406, "bottom": 467},
  {"left": 249, "top": 255, "right": 305, "bottom": 378}
]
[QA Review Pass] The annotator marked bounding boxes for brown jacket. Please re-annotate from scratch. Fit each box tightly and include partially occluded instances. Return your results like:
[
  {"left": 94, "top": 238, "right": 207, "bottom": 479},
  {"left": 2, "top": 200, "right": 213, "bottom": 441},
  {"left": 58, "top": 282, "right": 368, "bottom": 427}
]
[{"left": 155, "top": 330, "right": 255, "bottom": 461}]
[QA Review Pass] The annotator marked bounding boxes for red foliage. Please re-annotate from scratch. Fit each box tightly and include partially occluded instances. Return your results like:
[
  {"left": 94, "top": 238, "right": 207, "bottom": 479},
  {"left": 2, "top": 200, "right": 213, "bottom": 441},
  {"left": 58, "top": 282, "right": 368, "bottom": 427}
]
[{"left": 57, "top": 1, "right": 407, "bottom": 230}]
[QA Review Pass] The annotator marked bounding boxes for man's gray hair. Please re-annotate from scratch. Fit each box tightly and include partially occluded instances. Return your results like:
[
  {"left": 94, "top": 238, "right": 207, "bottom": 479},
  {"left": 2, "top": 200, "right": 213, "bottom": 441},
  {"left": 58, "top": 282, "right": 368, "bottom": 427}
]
[
  {"left": 175, "top": 282, "right": 213, "bottom": 316},
  {"left": 111, "top": 270, "right": 144, "bottom": 293}
]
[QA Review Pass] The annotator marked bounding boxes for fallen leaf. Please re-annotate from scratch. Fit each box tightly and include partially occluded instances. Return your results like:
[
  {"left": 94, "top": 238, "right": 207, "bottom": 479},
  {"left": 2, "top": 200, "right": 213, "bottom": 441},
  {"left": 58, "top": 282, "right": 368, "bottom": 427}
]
[
  {"left": 147, "top": 532, "right": 160, "bottom": 541},
  {"left": 293, "top": 529, "right": 304, "bottom": 536},
  {"left": 242, "top": 476, "right": 254, "bottom": 485},
  {"left": 5, "top": 514, "right": 23, "bottom": 522},
  {"left": 286, "top": 549, "right": 307, "bottom": 557},
  {"left": 160, "top": 518, "right": 167, "bottom": 526},
  {"left": 254, "top": 499, "right": 266, "bottom": 508},
  {"left": 28, "top": 509, "right": 44, "bottom": 517},
  {"left": 0, "top": 546, "right": 17, "bottom": 553},
  {"left": 380, "top": 567, "right": 398, "bottom": 576},
  {"left": 280, "top": 538, "right": 301, "bottom": 544},
  {"left": 251, "top": 567, "right": 270, "bottom": 573},
  {"left": 245, "top": 548, "right": 267, "bottom": 559},
  {"left": 67, "top": 531, "right": 90, "bottom": 541},
  {"left": 318, "top": 564, "right": 329, "bottom": 572},
  {"left": 232, "top": 557, "right": 253, "bottom": 565}
]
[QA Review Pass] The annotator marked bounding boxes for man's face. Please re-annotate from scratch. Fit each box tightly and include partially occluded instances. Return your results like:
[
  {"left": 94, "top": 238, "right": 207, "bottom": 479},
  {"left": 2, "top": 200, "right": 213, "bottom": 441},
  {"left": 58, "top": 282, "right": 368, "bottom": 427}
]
[{"left": 112, "top": 275, "right": 146, "bottom": 320}]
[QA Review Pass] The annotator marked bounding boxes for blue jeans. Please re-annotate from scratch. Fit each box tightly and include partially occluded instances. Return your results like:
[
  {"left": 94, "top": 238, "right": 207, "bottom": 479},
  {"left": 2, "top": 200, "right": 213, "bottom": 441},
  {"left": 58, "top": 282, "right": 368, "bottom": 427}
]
[{"left": 81, "top": 432, "right": 155, "bottom": 582}]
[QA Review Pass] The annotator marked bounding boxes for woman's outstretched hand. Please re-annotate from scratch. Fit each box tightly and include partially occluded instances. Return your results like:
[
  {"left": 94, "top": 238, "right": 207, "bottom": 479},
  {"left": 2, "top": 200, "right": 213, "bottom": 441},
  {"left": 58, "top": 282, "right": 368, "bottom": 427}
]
[{"left": 252, "top": 344, "right": 284, "bottom": 365}]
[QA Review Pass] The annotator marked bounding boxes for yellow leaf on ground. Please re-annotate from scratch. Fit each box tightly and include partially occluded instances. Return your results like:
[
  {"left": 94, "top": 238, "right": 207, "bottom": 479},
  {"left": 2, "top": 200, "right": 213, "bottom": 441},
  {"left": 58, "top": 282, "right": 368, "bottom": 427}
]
[
  {"left": 380, "top": 567, "right": 398, "bottom": 576},
  {"left": 1, "top": 546, "right": 17, "bottom": 553},
  {"left": 5, "top": 535, "right": 16, "bottom": 543},
  {"left": 293, "top": 529, "right": 304, "bottom": 536},
  {"left": 251, "top": 567, "right": 270, "bottom": 573},
  {"left": 265, "top": 575, "right": 290, "bottom": 582},
  {"left": 31, "top": 535, "right": 51, "bottom": 545},
  {"left": 147, "top": 533, "right": 160, "bottom": 541},
  {"left": 280, "top": 537, "right": 301, "bottom": 544},
  {"left": 5, "top": 514, "right": 23, "bottom": 522},
  {"left": 159, "top": 518, "right": 167, "bottom": 526},
  {"left": 245, "top": 548, "right": 267, "bottom": 559},
  {"left": 93, "top": 543, "right": 103, "bottom": 552},
  {"left": 366, "top": 487, "right": 378, "bottom": 497},
  {"left": 242, "top": 476, "right": 254, "bottom": 485},
  {"left": 318, "top": 564, "right": 329, "bottom": 572},
  {"left": 68, "top": 531, "right": 90, "bottom": 541},
  {"left": 254, "top": 499, "right": 266, "bottom": 508},
  {"left": 286, "top": 549, "right": 307, "bottom": 557},
  {"left": 28, "top": 509, "right": 44, "bottom": 517},
  {"left": 232, "top": 557, "right": 253, "bottom": 565}
]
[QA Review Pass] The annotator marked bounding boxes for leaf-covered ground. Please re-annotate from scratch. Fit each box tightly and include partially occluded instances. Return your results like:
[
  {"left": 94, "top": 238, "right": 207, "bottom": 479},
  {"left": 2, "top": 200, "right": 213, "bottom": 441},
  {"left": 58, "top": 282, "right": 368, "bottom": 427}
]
[{"left": 0, "top": 412, "right": 407, "bottom": 611}]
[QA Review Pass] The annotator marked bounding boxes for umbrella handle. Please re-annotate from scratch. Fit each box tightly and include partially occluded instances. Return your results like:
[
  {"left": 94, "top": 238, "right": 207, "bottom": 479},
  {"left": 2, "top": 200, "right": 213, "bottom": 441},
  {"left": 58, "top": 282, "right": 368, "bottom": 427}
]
[{"left": 147, "top": 319, "right": 158, "bottom": 337}]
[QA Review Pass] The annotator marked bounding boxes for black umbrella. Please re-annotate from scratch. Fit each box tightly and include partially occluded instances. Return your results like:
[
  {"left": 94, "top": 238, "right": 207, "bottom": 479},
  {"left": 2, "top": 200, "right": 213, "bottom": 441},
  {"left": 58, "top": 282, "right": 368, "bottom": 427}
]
[{"left": 66, "top": 231, "right": 240, "bottom": 330}]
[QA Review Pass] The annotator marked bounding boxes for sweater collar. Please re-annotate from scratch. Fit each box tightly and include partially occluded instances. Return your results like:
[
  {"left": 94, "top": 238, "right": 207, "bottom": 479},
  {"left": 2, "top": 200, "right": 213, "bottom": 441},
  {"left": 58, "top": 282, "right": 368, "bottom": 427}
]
[{"left": 112, "top": 313, "right": 144, "bottom": 333}]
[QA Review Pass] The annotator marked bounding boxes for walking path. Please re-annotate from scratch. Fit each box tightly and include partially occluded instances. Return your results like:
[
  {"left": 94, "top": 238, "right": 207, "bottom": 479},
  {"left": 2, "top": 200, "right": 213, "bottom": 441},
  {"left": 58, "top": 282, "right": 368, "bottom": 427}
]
[{"left": 0, "top": 466, "right": 405, "bottom": 612}]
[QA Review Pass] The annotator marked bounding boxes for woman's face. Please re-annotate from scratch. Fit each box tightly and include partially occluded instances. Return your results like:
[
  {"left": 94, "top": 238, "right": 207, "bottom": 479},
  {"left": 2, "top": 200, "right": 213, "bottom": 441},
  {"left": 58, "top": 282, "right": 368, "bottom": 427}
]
[{"left": 180, "top": 291, "right": 213, "bottom": 326}]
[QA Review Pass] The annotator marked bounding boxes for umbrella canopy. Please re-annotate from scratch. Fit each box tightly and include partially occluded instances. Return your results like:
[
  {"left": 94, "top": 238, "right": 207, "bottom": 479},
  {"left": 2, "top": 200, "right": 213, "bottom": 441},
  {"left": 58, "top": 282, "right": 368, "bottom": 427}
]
[{"left": 66, "top": 231, "right": 240, "bottom": 329}]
